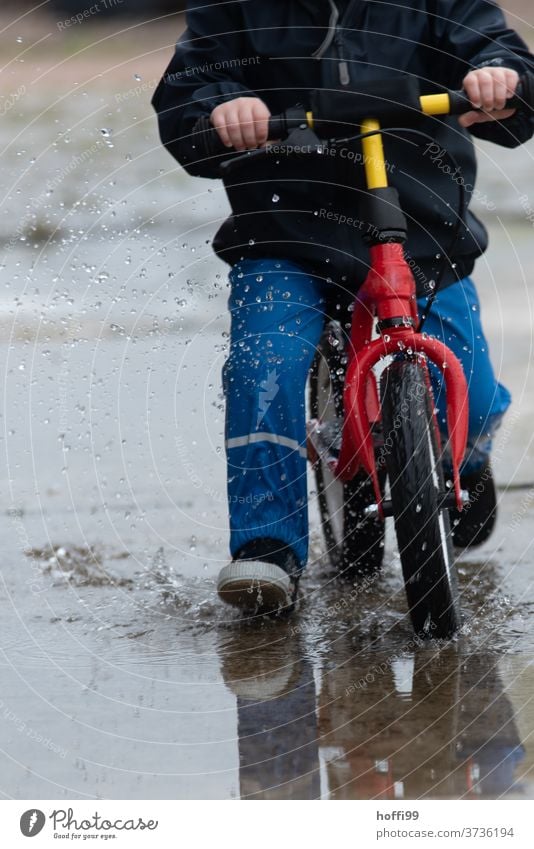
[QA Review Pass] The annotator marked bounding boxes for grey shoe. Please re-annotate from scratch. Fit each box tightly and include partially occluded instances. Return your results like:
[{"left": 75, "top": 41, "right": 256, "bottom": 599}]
[{"left": 217, "top": 560, "right": 298, "bottom": 613}]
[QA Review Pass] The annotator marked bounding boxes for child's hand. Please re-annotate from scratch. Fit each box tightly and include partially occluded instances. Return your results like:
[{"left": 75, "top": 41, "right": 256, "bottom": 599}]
[
  {"left": 459, "top": 67, "right": 519, "bottom": 127},
  {"left": 210, "top": 97, "right": 271, "bottom": 150}
]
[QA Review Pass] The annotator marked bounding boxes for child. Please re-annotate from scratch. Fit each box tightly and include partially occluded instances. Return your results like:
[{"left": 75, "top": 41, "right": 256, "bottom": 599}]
[{"left": 153, "top": 1, "right": 534, "bottom": 613}]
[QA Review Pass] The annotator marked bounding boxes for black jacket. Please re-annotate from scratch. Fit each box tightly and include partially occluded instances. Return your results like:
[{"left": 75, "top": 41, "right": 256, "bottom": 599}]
[{"left": 152, "top": 0, "right": 534, "bottom": 296}]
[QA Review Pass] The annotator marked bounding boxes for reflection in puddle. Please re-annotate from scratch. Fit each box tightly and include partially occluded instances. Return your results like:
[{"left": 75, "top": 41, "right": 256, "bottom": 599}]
[
  {"left": 319, "top": 649, "right": 525, "bottom": 800},
  {"left": 220, "top": 627, "right": 320, "bottom": 799},
  {"left": 219, "top": 629, "right": 527, "bottom": 799}
]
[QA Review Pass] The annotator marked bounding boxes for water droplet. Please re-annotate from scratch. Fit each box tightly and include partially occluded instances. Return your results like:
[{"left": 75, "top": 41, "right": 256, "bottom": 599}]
[
  {"left": 271, "top": 194, "right": 280, "bottom": 203},
  {"left": 133, "top": 73, "right": 141, "bottom": 81},
  {"left": 100, "top": 128, "right": 114, "bottom": 148}
]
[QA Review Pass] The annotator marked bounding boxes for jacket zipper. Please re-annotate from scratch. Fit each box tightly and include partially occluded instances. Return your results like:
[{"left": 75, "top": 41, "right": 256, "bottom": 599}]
[
  {"left": 314, "top": 0, "right": 362, "bottom": 86},
  {"left": 338, "top": 52, "right": 350, "bottom": 85},
  {"left": 336, "top": 0, "right": 364, "bottom": 86}
]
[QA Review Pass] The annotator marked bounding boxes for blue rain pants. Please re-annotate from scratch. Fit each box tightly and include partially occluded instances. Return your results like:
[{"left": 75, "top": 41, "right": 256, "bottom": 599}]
[{"left": 222, "top": 258, "right": 511, "bottom": 569}]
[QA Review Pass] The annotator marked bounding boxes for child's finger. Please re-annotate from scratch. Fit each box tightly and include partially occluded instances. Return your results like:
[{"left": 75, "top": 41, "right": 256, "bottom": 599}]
[
  {"left": 463, "top": 72, "right": 482, "bottom": 108},
  {"left": 458, "top": 110, "right": 479, "bottom": 128},
  {"left": 459, "top": 107, "right": 516, "bottom": 128},
  {"left": 492, "top": 69, "right": 509, "bottom": 110},
  {"left": 211, "top": 111, "right": 232, "bottom": 148},
  {"left": 251, "top": 104, "right": 270, "bottom": 146},
  {"left": 226, "top": 110, "right": 247, "bottom": 150},
  {"left": 238, "top": 106, "right": 259, "bottom": 148},
  {"left": 477, "top": 71, "right": 495, "bottom": 111}
]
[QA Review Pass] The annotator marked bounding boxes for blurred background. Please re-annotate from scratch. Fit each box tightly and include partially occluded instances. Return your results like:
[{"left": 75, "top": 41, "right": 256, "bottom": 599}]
[{"left": 1, "top": 1, "right": 534, "bottom": 800}]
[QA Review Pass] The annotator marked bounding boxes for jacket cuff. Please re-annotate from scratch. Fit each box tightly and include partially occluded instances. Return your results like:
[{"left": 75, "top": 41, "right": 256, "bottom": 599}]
[{"left": 468, "top": 111, "right": 534, "bottom": 148}]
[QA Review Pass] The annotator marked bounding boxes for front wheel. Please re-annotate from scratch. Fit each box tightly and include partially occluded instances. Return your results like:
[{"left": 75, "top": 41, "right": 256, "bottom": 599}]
[{"left": 380, "top": 358, "right": 461, "bottom": 638}]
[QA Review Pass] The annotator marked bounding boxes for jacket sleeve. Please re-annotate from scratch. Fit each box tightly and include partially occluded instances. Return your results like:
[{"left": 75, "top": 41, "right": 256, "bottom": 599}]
[
  {"left": 152, "top": 2, "right": 256, "bottom": 178},
  {"left": 431, "top": 0, "right": 534, "bottom": 147}
]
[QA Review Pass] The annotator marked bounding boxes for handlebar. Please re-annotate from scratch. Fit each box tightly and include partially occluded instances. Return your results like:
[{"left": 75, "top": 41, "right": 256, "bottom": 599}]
[
  {"left": 192, "top": 70, "right": 534, "bottom": 161},
  {"left": 192, "top": 106, "right": 311, "bottom": 160},
  {"left": 444, "top": 68, "right": 534, "bottom": 116}
]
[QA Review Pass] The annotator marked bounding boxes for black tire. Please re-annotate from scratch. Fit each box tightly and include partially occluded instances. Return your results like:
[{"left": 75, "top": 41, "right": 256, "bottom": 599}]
[
  {"left": 309, "top": 323, "right": 385, "bottom": 578},
  {"left": 380, "top": 358, "right": 461, "bottom": 638}
]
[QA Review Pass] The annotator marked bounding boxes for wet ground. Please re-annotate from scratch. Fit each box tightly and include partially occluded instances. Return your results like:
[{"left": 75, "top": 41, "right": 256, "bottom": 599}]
[{"left": 1, "top": 13, "right": 534, "bottom": 800}]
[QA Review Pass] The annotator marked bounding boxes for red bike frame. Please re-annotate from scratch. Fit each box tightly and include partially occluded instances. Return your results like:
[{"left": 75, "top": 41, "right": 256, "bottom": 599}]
[{"left": 332, "top": 118, "right": 469, "bottom": 517}]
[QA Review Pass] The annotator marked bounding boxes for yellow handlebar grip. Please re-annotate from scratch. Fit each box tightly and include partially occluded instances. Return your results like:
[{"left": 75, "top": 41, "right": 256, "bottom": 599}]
[
  {"left": 420, "top": 93, "right": 451, "bottom": 116},
  {"left": 306, "top": 93, "right": 451, "bottom": 191},
  {"left": 361, "top": 118, "right": 389, "bottom": 189}
]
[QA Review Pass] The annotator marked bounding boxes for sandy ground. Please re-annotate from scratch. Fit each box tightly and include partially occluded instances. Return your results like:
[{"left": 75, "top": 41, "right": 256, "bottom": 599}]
[{"left": 1, "top": 6, "right": 534, "bottom": 800}]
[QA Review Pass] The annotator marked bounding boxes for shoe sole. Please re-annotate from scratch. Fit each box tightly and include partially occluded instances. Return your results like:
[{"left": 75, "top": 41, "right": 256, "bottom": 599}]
[{"left": 217, "top": 561, "right": 293, "bottom": 612}]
